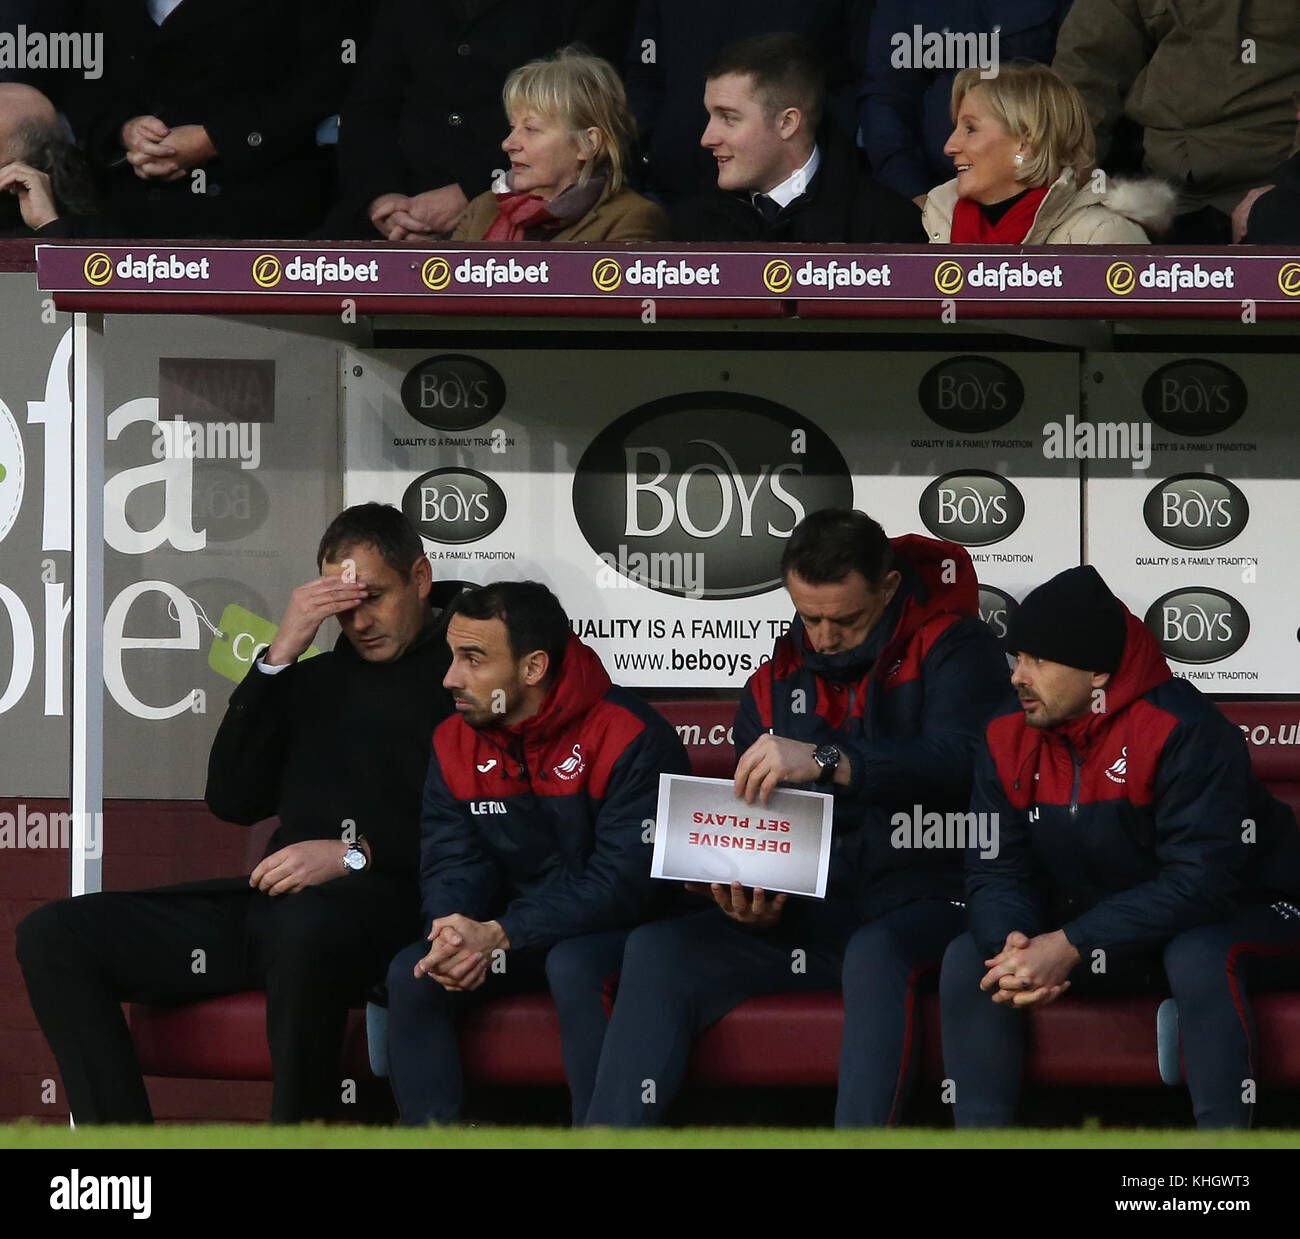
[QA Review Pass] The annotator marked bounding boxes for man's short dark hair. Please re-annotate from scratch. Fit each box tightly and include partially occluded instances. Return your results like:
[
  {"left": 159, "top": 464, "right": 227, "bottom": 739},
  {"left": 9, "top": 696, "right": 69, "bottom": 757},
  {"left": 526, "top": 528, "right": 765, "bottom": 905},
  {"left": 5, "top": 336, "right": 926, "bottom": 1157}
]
[
  {"left": 316, "top": 503, "right": 424, "bottom": 577},
  {"left": 705, "top": 32, "right": 825, "bottom": 132},
  {"left": 449, "top": 580, "right": 571, "bottom": 670},
  {"left": 780, "top": 509, "right": 894, "bottom": 586}
]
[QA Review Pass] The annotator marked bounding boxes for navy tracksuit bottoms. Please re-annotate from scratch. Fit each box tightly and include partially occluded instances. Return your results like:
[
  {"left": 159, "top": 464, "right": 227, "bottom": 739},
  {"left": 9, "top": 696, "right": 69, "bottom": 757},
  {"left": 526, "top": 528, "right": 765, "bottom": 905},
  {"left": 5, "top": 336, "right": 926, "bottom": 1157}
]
[
  {"left": 584, "top": 897, "right": 966, "bottom": 1127},
  {"left": 940, "top": 901, "right": 1300, "bottom": 1128},
  {"left": 385, "top": 928, "right": 629, "bottom": 1126}
]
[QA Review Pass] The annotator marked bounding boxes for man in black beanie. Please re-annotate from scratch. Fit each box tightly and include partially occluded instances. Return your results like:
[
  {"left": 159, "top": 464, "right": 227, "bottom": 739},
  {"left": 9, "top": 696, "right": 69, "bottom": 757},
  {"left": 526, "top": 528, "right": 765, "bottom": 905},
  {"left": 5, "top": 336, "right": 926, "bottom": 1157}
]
[{"left": 940, "top": 564, "right": 1300, "bottom": 1128}]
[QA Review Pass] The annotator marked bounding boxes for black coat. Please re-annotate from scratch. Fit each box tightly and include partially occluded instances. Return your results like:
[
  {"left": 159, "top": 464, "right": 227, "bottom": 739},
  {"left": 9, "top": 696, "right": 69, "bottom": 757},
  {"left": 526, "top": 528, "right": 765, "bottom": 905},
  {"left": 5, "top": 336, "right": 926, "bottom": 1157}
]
[
  {"left": 332, "top": 0, "right": 634, "bottom": 235},
  {"left": 1244, "top": 155, "right": 1300, "bottom": 245},
  {"left": 206, "top": 617, "right": 454, "bottom": 885},
  {"left": 0, "top": 212, "right": 119, "bottom": 239},
  {"left": 670, "top": 131, "right": 924, "bottom": 244},
  {"left": 626, "top": 0, "right": 871, "bottom": 203},
  {"left": 64, "top": 0, "right": 364, "bottom": 238}
]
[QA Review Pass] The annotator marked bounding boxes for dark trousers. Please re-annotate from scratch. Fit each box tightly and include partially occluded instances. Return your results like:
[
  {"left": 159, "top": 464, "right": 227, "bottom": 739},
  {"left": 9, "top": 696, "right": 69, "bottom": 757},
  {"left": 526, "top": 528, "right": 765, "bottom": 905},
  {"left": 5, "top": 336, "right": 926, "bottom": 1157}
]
[
  {"left": 15, "top": 874, "right": 419, "bottom": 1124},
  {"left": 939, "top": 902, "right": 1300, "bottom": 1129},
  {"left": 584, "top": 898, "right": 966, "bottom": 1127},
  {"left": 385, "top": 928, "right": 630, "bottom": 1127}
]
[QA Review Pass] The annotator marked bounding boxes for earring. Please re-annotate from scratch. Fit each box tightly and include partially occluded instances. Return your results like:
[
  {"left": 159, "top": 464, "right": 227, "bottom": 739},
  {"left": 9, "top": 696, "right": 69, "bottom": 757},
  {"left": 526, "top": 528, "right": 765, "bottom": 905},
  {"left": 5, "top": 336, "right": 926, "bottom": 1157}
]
[{"left": 1014, "top": 152, "right": 1024, "bottom": 166}]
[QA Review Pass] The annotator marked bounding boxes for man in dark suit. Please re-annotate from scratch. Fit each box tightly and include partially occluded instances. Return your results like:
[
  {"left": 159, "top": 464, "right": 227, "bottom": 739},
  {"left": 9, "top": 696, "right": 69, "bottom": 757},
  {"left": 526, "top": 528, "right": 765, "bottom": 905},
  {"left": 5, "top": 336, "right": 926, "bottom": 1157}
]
[
  {"left": 625, "top": 1, "right": 870, "bottom": 207},
  {"left": 63, "top": 0, "right": 364, "bottom": 238},
  {"left": 18, "top": 505, "right": 456, "bottom": 1123},
  {"left": 670, "top": 33, "right": 922, "bottom": 244},
  {"left": 329, "top": 0, "right": 634, "bottom": 241}
]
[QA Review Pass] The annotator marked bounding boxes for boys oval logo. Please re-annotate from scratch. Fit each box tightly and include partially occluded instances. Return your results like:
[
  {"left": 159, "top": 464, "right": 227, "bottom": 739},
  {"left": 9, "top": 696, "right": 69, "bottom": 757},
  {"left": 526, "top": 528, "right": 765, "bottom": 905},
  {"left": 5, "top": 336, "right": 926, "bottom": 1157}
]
[
  {"left": 918, "top": 470, "right": 1025, "bottom": 546},
  {"left": 978, "top": 586, "right": 1019, "bottom": 641},
  {"left": 572, "top": 393, "right": 852, "bottom": 598},
  {"left": 1142, "top": 473, "right": 1249, "bottom": 550},
  {"left": 402, "top": 468, "right": 507, "bottom": 544},
  {"left": 1140, "top": 359, "right": 1247, "bottom": 437},
  {"left": 400, "top": 355, "right": 506, "bottom": 432},
  {"left": 1145, "top": 588, "right": 1250, "bottom": 664},
  {"left": 916, "top": 356, "right": 1024, "bottom": 433}
]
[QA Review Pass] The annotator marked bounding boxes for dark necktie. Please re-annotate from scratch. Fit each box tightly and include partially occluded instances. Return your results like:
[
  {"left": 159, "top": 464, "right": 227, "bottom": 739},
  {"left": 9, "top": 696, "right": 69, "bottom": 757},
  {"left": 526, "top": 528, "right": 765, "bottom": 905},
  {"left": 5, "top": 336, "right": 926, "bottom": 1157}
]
[{"left": 753, "top": 194, "right": 781, "bottom": 224}]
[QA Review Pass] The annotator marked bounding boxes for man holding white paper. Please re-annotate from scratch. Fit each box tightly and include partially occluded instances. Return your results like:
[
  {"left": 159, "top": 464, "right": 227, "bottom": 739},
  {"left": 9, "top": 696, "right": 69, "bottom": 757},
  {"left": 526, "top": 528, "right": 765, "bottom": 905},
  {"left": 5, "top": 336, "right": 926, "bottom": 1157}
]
[{"left": 585, "top": 508, "right": 1010, "bottom": 1126}]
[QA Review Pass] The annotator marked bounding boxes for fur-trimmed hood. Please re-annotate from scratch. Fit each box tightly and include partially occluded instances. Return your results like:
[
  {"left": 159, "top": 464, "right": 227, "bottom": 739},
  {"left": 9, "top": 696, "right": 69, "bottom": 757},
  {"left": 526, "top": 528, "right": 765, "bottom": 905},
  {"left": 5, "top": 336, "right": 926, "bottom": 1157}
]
[{"left": 924, "top": 168, "right": 1177, "bottom": 244}]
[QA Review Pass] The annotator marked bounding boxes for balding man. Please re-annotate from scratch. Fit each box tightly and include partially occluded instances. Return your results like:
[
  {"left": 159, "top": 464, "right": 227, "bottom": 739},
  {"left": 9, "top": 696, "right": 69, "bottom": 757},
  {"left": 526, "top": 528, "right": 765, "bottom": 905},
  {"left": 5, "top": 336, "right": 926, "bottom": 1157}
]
[{"left": 0, "top": 82, "right": 110, "bottom": 235}]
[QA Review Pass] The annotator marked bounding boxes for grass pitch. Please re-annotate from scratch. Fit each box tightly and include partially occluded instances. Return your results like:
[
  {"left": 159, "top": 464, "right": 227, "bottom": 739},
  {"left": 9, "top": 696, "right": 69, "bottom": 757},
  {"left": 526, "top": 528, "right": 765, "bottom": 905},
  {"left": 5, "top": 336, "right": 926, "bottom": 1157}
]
[{"left": 3, "top": 1122, "right": 1299, "bottom": 1149}]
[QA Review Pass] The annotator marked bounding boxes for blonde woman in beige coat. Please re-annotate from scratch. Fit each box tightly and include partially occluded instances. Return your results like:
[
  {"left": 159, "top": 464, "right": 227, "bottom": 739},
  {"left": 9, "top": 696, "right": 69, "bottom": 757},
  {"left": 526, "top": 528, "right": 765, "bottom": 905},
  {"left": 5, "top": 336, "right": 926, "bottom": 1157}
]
[
  {"left": 452, "top": 47, "right": 667, "bottom": 244},
  {"left": 922, "top": 61, "right": 1174, "bottom": 245}
]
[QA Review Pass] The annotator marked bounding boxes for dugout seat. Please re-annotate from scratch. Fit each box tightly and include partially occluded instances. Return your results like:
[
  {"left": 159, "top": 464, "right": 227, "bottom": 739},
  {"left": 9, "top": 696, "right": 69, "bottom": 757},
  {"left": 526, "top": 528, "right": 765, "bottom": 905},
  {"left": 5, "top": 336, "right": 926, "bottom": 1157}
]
[{"left": 127, "top": 698, "right": 1300, "bottom": 1105}]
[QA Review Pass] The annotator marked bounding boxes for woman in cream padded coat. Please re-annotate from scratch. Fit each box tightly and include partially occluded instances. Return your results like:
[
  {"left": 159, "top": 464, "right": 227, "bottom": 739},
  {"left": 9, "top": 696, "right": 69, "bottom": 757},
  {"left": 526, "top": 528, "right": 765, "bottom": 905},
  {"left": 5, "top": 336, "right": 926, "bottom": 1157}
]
[{"left": 923, "top": 61, "right": 1174, "bottom": 244}]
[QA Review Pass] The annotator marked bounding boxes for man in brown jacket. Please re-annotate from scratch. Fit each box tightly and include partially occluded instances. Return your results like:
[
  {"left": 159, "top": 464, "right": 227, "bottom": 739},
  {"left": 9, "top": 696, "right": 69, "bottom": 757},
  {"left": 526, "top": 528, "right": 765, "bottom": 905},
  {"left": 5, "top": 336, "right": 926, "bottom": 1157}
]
[{"left": 1053, "top": 0, "right": 1300, "bottom": 243}]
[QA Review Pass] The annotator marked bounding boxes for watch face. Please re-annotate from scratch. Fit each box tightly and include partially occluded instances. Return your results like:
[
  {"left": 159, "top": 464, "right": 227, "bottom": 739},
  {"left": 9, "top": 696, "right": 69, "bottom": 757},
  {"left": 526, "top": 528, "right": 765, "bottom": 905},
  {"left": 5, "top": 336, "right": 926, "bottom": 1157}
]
[
  {"left": 344, "top": 847, "right": 366, "bottom": 870},
  {"left": 814, "top": 745, "right": 839, "bottom": 783}
]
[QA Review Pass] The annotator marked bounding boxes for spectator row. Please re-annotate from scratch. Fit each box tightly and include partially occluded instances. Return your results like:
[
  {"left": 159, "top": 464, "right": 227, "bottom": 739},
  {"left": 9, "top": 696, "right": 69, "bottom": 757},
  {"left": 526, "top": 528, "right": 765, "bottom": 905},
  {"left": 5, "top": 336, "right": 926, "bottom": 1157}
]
[{"left": 0, "top": 2, "right": 1297, "bottom": 246}]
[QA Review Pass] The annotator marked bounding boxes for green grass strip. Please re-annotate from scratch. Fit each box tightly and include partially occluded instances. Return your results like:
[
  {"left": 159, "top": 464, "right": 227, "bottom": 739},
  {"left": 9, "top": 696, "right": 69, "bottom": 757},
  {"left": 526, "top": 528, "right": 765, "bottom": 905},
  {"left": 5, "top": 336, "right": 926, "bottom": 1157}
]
[{"left": 3, "top": 1121, "right": 1299, "bottom": 1150}]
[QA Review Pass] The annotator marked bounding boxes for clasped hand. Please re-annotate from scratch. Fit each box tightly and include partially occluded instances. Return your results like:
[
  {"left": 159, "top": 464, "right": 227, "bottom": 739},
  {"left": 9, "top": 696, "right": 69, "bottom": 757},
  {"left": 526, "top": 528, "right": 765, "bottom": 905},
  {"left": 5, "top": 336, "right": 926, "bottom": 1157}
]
[
  {"left": 980, "top": 929, "right": 1079, "bottom": 1008},
  {"left": 413, "top": 914, "right": 508, "bottom": 992}
]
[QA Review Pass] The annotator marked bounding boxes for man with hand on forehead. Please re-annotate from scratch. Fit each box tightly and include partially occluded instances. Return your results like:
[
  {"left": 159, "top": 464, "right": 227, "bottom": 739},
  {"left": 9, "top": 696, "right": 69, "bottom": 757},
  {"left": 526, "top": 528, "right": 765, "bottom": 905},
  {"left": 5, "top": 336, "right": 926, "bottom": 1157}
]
[
  {"left": 941, "top": 565, "right": 1300, "bottom": 1128},
  {"left": 585, "top": 508, "right": 1009, "bottom": 1127},
  {"left": 18, "top": 503, "right": 454, "bottom": 1123}
]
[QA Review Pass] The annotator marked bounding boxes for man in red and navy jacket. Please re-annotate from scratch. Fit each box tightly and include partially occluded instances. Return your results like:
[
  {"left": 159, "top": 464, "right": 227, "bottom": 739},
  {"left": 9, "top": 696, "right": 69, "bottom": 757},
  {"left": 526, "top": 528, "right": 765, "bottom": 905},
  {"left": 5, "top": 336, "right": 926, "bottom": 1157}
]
[
  {"left": 941, "top": 565, "right": 1300, "bottom": 1128},
  {"left": 384, "top": 580, "right": 689, "bottom": 1126},
  {"left": 586, "top": 508, "right": 1010, "bottom": 1127}
]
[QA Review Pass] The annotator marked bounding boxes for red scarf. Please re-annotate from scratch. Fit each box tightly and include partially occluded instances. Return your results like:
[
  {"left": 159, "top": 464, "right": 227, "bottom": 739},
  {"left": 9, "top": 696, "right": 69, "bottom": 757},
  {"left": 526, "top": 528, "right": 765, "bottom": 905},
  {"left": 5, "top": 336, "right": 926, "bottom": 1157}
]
[
  {"left": 951, "top": 185, "right": 1050, "bottom": 243},
  {"left": 483, "top": 192, "right": 558, "bottom": 242}
]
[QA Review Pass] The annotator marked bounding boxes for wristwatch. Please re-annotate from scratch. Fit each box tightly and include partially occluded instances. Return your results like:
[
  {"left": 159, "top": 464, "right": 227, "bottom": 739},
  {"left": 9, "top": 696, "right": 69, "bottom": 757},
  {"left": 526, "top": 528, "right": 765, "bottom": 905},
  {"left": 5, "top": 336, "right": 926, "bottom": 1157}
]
[
  {"left": 342, "top": 837, "right": 369, "bottom": 873},
  {"left": 812, "top": 744, "right": 841, "bottom": 786}
]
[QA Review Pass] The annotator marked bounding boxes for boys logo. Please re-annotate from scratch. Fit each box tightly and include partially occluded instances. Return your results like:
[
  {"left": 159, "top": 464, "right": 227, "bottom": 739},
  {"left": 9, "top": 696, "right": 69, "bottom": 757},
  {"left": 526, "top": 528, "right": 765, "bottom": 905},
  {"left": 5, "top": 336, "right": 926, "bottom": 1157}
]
[
  {"left": 1140, "top": 360, "right": 1247, "bottom": 437},
  {"left": 918, "top": 470, "right": 1024, "bottom": 546},
  {"left": 1144, "top": 588, "right": 1250, "bottom": 664},
  {"left": 402, "top": 467, "right": 507, "bottom": 544},
  {"left": 400, "top": 355, "right": 506, "bottom": 431},
  {"left": 917, "top": 356, "right": 1024, "bottom": 433},
  {"left": 978, "top": 586, "right": 1019, "bottom": 640},
  {"left": 572, "top": 392, "right": 852, "bottom": 598},
  {"left": 1142, "top": 474, "right": 1248, "bottom": 550}
]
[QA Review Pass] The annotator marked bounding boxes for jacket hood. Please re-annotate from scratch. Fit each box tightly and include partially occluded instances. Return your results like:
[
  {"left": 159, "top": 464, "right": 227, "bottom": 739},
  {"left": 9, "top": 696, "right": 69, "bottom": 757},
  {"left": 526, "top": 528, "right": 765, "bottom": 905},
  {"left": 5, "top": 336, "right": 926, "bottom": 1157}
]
[
  {"left": 775, "top": 534, "right": 979, "bottom": 679},
  {"left": 1048, "top": 606, "right": 1172, "bottom": 751},
  {"left": 1094, "top": 176, "right": 1178, "bottom": 235},
  {"left": 889, "top": 533, "right": 980, "bottom": 629},
  {"left": 1095, "top": 608, "right": 1174, "bottom": 718},
  {"left": 1002, "top": 605, "right": 1172, "bottom": 799},
  {"left": 516, "top": 632, "right": 611, "bottom": 744}
]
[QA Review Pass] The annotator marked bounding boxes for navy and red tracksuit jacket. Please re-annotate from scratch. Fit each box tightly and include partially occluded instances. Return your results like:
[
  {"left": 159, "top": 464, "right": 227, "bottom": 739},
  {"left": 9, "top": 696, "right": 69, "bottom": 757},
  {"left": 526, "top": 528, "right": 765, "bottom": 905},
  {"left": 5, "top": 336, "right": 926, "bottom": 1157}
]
[
  {"left": 418, "top": 634, "right": 689, "bottom": 952},
  {"left": 734, "top": 534, "right": 1012, "bottom": 916},
  {"left": 969, "top": 609, "right": 1300, "bottom": 961}
]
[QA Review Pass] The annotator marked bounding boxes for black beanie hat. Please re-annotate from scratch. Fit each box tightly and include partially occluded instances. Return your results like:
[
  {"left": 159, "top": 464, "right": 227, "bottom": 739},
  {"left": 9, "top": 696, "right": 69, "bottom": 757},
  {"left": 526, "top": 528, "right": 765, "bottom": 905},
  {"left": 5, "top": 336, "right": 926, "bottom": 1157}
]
[{"left": 1005, "top": 565, "right": 1126, "bottom": 673}]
